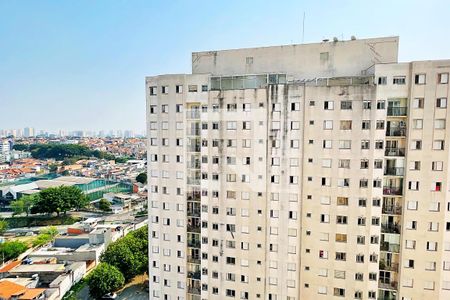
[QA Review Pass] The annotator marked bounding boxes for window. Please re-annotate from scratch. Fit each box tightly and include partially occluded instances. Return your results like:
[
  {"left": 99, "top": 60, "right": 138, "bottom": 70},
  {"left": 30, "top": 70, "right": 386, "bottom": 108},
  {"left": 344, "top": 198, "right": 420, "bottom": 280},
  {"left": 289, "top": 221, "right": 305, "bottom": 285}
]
[
  {"left": 432, "top": 161, "right": 443, "bottom": 171},
  {"left": 149, "top": 86, "right": 157, "bottom": 95},
  {"left": 340, "top": 120, "right": 352, "bottom": 130},
  {"left": 378, "top": 76, "right": 387, "bottom": 85},
  {"left": 363, "top": 100, "right": 371, "bottom": 109},
  {"left": 201, "top": 85, "right": 208, "bottom": 92},
  {"left": 413, "top": 119, "right": 423, "bottom": 129},
  {"left": 427, "top": 241, "right": 437, "bottom": 251},
  {"left": 362, "top": 120, "right": 370, "bottom": 130},
  {"left": 438, "top": 73, "right": 449, "bottom": 84},
  {"left": 341, "top": 101, "right": 352, "bottom": 110},
  {"left": 188, "top": 85, "right": 197, "bottom": 92},
  {"left": 323, "top": 120, "right": 333, "bottom": 130},
  {"left": 322, "top": 158, "right": 332, "bottom": 168},
  {"left": 338, "top": 159, "right": 350, "bottom": 169},
  {"left": 175, "top": 85, "right": 183, "bottom": 94},
  {"left": 437, "top": 97, "right": 447, "bottom": 108},
  {"left": 333, "top": 288, "right": 345, "bottom": 297},
  {"left": 411, "top": 140, "right": 422, "bottom": 150},
  {"left": 321, "top": 177, "right": 331, "bottom": 186},
  {"left": 336, "top": 234, "right": 347, "bottom": 243},
  {"left": 242, "top": 121, "right": 251, "bottom": 130},
  {"left": 323, "top": 140, "right": 332, "bottom": 149},
  {"left": 393, "top": 76, "right": 406, "bottom": 85},
  {"left": 291, "top": 102, "right": 300, "bottom": 111},
  {"left": 415, "top": 74, "right": 426, "bottom": 84},
  {"left": 376, "top": 120, "right": 385, "bottom": 129},
  {"left": 324, "top": 101, "right": 334, "bottom": 110},
  {"left": 336, "top": 197, "right": 348, "bottom": 206},
  {"left": 377, "top": 100, "right": 386, "bottom": 109},
  {"left": 408, "top": 181, "right": 419, "bottom": 191},
  {"left": 413, "top": 98, "right": 424, "bottom": 108},
  {"left": 161, "top": 85, "right": 168, "bottom": 94},
  {"left": 339, "top": 140, "right": 351, "bottom": 149},
  {"left": 433, "top": 140, "right": 445, "bottom": 150},
  {"left": 361, "top": 140, "right": 370, "bottom": 149},
  {"left": 435, "top": 119, "right": 446, "bottom": 129}
]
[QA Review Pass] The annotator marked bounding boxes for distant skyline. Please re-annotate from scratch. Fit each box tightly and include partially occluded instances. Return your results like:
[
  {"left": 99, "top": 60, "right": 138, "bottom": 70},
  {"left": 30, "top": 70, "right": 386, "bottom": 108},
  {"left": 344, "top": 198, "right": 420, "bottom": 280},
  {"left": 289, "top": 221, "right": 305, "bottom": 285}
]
[{"left": 1, "top": 0, "right": 450, "bottom": 131}]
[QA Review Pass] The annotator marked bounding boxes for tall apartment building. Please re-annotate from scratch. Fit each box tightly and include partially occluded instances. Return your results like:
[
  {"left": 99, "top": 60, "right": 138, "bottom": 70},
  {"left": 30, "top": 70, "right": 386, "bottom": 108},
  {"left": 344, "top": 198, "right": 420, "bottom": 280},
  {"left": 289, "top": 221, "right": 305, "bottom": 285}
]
[{"left": 146, "top": 36, "right": 450, "bottom": 300}]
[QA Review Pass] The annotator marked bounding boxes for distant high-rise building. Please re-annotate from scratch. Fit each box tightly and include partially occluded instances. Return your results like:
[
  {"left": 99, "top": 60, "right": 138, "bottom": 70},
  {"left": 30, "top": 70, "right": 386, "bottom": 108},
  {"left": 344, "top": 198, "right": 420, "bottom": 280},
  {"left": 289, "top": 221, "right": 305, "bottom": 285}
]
[
  {"left": 147, "top": 36, "right": 450, "bottom": 300},
  {"left": 124, "top": 130, "right": 134, "bottom": 138},
  {"left": 23, "top": 127, "right": 35, "bottom": 137}
]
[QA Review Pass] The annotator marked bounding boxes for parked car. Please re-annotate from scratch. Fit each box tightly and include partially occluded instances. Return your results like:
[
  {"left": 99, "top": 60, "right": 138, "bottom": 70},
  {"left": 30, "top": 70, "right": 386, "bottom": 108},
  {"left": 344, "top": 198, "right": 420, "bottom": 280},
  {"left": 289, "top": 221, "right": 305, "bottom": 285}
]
[{"left": 102, "top": 293, "right": 117, "bottom": 299}]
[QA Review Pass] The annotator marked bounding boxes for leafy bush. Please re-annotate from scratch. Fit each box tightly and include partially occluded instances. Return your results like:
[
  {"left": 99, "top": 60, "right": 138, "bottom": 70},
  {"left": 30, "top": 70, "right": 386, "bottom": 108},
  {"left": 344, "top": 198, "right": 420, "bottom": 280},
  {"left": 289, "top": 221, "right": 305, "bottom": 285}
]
[
  {"left": 87, "top": 263, "right": 124, "bottom": 299},
  {"left": 0, "top": 241, "right": 28, "bottom": 261}
]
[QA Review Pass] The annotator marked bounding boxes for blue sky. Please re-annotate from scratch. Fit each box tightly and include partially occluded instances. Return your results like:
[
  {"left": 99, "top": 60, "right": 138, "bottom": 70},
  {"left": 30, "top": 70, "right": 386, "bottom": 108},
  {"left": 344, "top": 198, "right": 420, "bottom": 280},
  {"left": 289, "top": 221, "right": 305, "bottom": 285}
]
[{"left": 1, "top": 0, "right": 449, "bottom": 132}]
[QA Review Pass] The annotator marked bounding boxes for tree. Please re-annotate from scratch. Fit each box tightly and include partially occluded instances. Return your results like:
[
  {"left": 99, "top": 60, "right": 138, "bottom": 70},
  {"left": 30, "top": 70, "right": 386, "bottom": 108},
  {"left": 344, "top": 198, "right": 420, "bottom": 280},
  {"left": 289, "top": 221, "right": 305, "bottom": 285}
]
[
  {"left": 101, "top": 226, "right": 148, "bottom": 281},
  {"left": 0, "top": 241, "right": 28, "bottom": 261},
  {"left": 32, "top": 186, "right": 88, "bottom": 216},
  {"left": 135, "top": 173, "right": 147, "bottom": 184},
  {"left": 10, "top": 195, "right": 37, "bottom": 216},
  {"left": 98, "top": 198, "right": 111, "bottom": 212},
  {"left": 0, "top": 219, "right": 7, "bottom": 235},
  {"left": 87, "top": 263, "right": 124, "bottom": 299}
]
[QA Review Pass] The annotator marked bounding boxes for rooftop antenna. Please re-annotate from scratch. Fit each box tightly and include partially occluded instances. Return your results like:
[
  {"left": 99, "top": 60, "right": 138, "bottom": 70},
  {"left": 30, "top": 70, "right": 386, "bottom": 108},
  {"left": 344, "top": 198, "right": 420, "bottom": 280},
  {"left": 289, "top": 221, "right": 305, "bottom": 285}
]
[{"left": 302, "top": 11, "right": 306, "bottom": 43}]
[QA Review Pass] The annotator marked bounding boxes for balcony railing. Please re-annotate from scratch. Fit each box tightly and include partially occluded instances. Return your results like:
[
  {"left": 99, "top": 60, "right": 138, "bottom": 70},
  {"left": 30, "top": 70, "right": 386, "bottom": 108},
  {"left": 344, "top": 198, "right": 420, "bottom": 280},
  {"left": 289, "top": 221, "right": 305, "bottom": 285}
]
[
  {"left": 383, "top": 186, "right": 403, "bottom": 195},
  {"left": 187, "top": 192, "right": 201, "bottom": 202},
  {"left": 188, "top": 239, "right": 201, "bottom": 248},
  {"left": 382, "top": 205, "right": 402, "bottom": 215},
  {"left": 379, "top": 279, "right": 398, "bottom": 290},
  {"left": 379, "top": 260, "right": 399, "bottom": 272},
  {"left": 381, "top": 242, "right": 400, "bottom": 253},
  {"left": 187, "top": 224, "right": 200, "bottom": 233},
  {"left": 386, "top": 128, "right": 406, "bottom": 137},
  {"left": 187, "top": 271, "right": 201, "bottom": 280},
  {"left": 186, "top": 110, "right": 201, "bottom": 119},
  {"left": 387, "top": 107, "right": 407, "bottom": 116},
  {"left": 384, "top": 167, "right": 405, "bottom": 176},
  {"left": 187, "top": 286, "right": 201, "bottom": 295},
  {"left": 385, "top": 147, "right": 405, "bottom": 157},
  {"left": 187, "top": 208, "right": 201, "bottom": 217},
  {"left": 381, "top": 223, "right": 401, "bottom": 234},
  {"left": 187, "top": 255, "right": 201, "bottom": 264},
  {"left": 187, "top": 177, "right": 200, "bottom": 185}
]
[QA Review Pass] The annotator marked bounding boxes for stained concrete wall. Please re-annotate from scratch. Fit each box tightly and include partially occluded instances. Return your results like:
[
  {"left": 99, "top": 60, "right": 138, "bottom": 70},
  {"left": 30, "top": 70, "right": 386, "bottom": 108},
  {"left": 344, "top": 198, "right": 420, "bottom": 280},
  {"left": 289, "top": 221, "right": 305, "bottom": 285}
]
[{"left": 192, "top": 36, "right": 399, "bottom": 78}]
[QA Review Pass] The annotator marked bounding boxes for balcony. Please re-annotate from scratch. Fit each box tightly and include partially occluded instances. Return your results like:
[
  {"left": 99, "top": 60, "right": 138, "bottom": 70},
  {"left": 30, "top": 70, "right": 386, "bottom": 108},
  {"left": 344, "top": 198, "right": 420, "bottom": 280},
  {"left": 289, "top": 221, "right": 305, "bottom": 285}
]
[
  {"left": 187, "top": 224, "right": 200, "bottom": 233},
  {"left": 187, "top": 177, "right": 200, "bottom": 185},
  {"left": 382, "top": 205, "right": 402, "bottom": 215},
  {"left": 187, "top": 286, "right": 201, "bottom": 295},
  {"left": 383, "top": 186, "right": 403, "bottom": 196},
  {"left": 381, "top": 223, "right": 401, "bottom": 234},
  {"left": 187, "top": 208, "right": 201, "bottom": 217},
  {"left": 384, "top": 167, "right": 404, "bottom": 176},
  {"left": 381, "top": 242, "right": 400, "bottom": 253},
  {"left": 386, "top": 127, "right": 406, "bottom": 137},
  {"left": 187, "top": 191, "right": 201, "bottom": 202},
  {"left": 379, "top": 260, "right": 399, "bottom": 272},
  {"left": 187, "top": 271, "right": 201, "bottom": 280},
  {"left": 186, "top": 110, "right": 200, "bottom": 119},
  {"left": 377, "top": 291, "right": 397, "bottom": 300},
  {"left": 188, "top": 239, "right": 201, "bottom": 248},
  {"left": 379, "top": 279, "right": 398, "bottom": 290},
  {"left": 387, "top": 107, "right": 407, "bottom": 116},
  {"left": 187, "top": 255, "right": 201, "bottom": 264},
  {"left": 385, "top": 147, "right": 405, "bottom": 157}
]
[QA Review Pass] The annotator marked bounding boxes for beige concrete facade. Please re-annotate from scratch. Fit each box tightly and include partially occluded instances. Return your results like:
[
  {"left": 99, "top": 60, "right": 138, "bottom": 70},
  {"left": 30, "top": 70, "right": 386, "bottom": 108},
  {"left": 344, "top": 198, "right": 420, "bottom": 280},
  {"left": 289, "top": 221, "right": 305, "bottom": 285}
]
[{"left": 147, "top": 37, "right": 450, "bottom": 300}]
